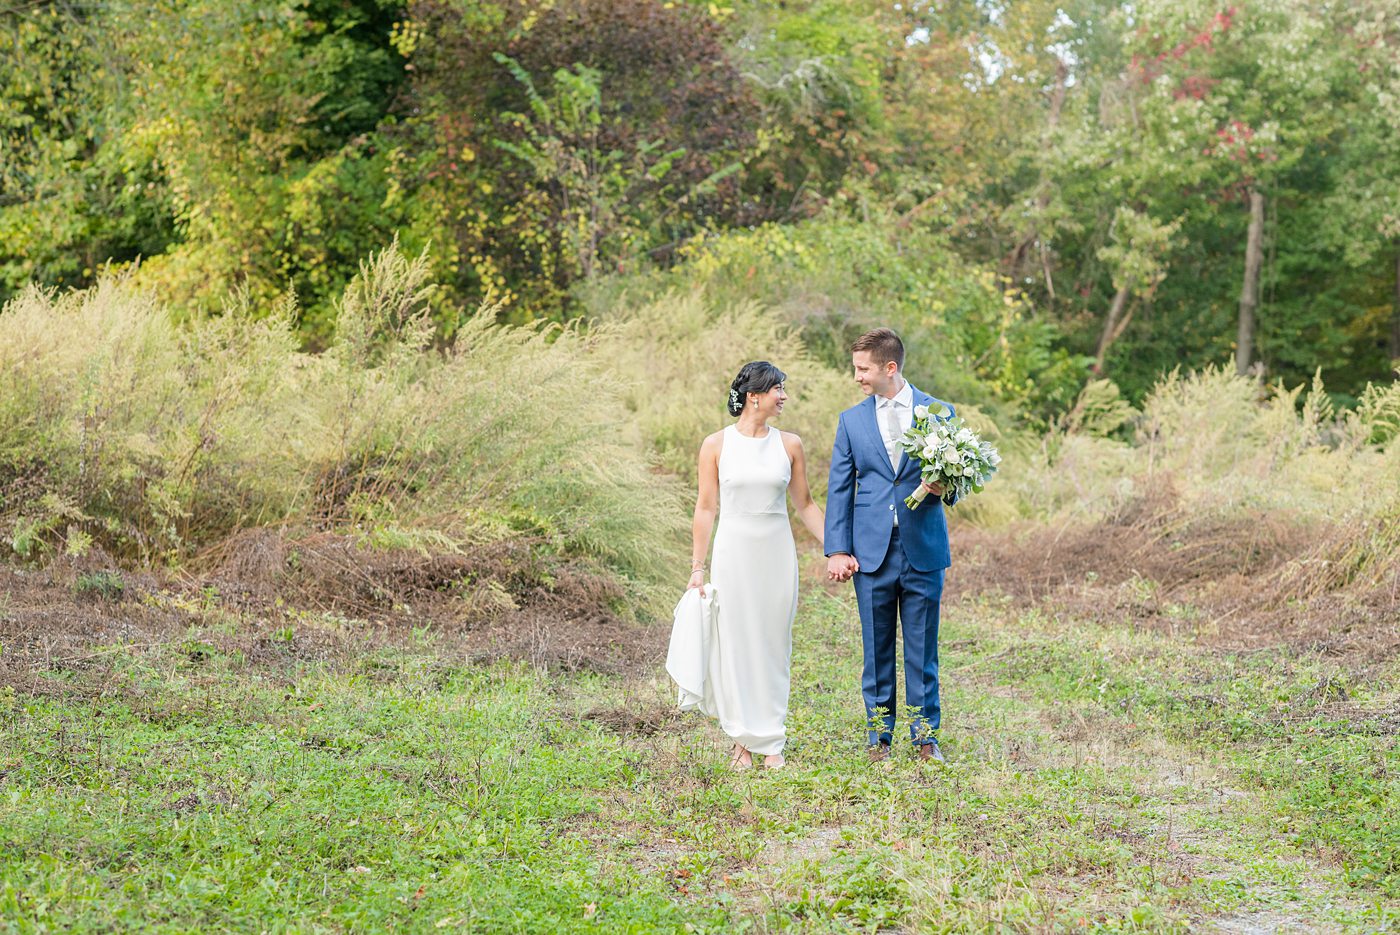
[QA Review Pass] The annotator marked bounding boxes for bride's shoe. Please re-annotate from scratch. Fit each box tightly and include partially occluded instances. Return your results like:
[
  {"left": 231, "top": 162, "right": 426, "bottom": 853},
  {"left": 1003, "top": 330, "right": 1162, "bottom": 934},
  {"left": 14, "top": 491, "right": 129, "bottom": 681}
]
[
  {"left": 729, "top": 744, "right": 753, "bottom": 770},
  {"left": 762, "top": 753, "right": 786, "bottom": 770}
]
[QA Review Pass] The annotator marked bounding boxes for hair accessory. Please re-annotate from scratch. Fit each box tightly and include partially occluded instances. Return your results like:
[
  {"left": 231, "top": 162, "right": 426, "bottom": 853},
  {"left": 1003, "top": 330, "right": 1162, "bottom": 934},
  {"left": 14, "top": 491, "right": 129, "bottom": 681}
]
[{"left": 728, "top": 387, "right": 740, "bottom": 408}]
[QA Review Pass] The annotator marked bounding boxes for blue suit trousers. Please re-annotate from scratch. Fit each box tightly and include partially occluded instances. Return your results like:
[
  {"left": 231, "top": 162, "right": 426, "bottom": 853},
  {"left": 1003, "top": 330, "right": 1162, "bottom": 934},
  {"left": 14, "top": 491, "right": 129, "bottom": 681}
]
[{"left": 852, "top": 527, "right": 944, "bottom": 746}]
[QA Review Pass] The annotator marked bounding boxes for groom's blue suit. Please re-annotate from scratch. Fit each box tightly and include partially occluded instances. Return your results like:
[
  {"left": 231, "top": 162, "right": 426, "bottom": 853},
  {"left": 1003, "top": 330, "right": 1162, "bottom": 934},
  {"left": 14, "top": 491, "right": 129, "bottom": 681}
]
[{"left": 825, "top": 386, "right": 955, "bottom": 747}]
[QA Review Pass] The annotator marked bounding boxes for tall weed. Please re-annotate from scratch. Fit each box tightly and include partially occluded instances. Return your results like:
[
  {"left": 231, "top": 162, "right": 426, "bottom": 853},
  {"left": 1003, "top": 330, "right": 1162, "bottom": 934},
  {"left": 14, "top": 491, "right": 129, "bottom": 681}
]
[
  {"left": 6, "top": 242, "right": 1395, "bottom": 610},
  {"left": 0, "top": 247, "right": 685, "bottom": 594},
  {"left": 999, "top": 368, "right": 1399, "bottom": 522},
  {"left": 589, "top": 288, "right": 854, "bottom": 491}
]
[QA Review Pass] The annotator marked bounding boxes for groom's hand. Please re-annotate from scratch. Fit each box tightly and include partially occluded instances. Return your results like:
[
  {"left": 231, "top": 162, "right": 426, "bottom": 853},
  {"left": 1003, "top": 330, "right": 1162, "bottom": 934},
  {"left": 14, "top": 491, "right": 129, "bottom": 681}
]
[
  {"left": 921, "top": 480, "right": 944, "bottom": 497},
  {"left": 826, "top": 553, "right": 859, "bottom": 582}
]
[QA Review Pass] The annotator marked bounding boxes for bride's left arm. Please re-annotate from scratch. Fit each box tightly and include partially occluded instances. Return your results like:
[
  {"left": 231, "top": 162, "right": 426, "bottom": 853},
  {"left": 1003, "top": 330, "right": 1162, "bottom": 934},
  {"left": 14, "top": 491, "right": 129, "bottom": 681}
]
[{"left": 783, "top": 433, "right": 826, "bottom": 546}]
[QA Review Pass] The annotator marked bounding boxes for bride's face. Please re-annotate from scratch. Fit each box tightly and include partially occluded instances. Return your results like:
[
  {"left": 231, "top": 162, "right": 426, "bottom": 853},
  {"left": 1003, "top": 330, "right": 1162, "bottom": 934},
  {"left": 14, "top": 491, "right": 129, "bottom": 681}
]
[{"left": 750, "top": 383, "right": 788, "bottom": 419}]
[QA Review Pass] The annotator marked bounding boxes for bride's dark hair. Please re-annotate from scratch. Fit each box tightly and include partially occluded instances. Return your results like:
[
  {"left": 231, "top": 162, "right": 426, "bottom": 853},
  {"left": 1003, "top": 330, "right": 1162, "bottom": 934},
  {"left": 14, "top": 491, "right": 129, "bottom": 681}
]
[{"left": 728, "top": 361, "right": 786, "bottom": 417}]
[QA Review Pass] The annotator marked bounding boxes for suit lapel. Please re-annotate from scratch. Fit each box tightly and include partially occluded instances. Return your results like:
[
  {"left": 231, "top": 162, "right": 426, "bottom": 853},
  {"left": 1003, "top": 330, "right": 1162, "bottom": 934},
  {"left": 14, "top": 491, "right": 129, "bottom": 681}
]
[
  {"left": 858, "top": 397, "right": 895, "bottom": 480},
  {"left": 864, "top": 388, "right": 929, "bottom": 481},
  {"left": 896, "top": 386, "right": 934, "bottom": 481}
]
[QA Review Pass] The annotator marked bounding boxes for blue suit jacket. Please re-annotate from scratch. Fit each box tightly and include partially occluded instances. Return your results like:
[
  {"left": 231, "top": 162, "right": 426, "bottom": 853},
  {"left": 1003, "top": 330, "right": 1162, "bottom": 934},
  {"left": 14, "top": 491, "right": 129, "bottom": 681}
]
[{"left": 824, "top": 386, "right": 955, "bottom": 574}]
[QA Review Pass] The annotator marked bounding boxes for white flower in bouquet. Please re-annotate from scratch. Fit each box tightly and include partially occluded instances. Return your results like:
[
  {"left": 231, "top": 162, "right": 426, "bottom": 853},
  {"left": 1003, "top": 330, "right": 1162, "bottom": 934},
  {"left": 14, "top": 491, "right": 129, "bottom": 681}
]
[{"left": 895, "top": 404, "right": 1000, "bottom": 510}]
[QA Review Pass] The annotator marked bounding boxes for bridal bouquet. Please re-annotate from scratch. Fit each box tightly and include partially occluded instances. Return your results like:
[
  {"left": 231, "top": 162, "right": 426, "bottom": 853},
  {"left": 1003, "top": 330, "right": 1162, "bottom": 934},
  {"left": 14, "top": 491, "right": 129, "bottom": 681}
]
[{"left": 898, "top": 404, "right": 1001, "bottom": 510}]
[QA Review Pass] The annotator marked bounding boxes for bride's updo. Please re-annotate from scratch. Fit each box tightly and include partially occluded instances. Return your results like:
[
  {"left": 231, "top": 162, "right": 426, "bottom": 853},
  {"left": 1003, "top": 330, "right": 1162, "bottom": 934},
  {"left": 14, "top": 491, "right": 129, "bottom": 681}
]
[{"left": 728, "top": 361, "right": 787, "bottom": 417}]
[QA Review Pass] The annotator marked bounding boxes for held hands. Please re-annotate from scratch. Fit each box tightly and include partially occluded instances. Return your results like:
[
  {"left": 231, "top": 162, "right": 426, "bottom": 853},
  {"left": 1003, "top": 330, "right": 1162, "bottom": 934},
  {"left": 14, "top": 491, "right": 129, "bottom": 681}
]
[{"left": 826, "top": 553, "right": 859, "bottom": 583}]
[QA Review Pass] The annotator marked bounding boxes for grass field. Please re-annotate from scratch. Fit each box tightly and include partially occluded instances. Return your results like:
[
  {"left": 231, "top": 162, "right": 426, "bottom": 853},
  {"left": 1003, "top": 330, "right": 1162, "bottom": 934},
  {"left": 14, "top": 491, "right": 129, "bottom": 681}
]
[
  {"left": 5, "top": 167, "right": 1400, "bottom": 935},
  {"left": 3, "top": 544, "right": 1397, "bottom": 933}
]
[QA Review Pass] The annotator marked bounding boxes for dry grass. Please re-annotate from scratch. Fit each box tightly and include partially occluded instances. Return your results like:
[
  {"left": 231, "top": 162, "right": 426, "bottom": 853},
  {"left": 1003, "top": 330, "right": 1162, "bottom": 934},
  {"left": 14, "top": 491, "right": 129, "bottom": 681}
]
[
  {"left": 951, "top": 486, "right": 1400, "bottom": 662},
  {"left": 0, "top": 246, "right": 688, "bottom": 596},
  {"left": 0, "top": 530, "right": 664, "bottom": 704},
  {"left": 588, "top": 288, "right": 855, "bottom": 487},
  {"left": 942, "top": 367, "right": 1400, "bottom": 670}
]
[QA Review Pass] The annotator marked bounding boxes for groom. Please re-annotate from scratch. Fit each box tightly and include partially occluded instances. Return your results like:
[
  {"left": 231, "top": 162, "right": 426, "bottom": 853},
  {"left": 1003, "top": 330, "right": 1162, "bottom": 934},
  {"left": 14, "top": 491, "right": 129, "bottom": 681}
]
[{"left": 824, "top": 328, "right": 955, "bottom": 764}]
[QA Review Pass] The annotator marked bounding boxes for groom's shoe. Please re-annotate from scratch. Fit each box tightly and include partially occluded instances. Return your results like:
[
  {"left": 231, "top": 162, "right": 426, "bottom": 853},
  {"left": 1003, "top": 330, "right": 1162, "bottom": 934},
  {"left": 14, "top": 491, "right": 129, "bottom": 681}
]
[
  {"left": 918, "top": 741, "right": 946, "bottom": 764},
  {"left": 866, "top": 742, "right": 891, "bottom": 764}
]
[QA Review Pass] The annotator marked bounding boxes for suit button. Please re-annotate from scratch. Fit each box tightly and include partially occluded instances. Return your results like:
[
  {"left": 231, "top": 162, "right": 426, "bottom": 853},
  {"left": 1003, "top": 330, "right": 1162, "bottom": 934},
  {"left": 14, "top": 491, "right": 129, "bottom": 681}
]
[{"left": 889, "top": 504, "right": 894, "bottom": 510}]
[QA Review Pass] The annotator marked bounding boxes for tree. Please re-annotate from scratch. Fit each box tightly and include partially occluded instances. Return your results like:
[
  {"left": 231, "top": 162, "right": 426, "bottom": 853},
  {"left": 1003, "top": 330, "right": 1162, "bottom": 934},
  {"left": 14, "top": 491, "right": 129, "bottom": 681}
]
[
  {"left": 1, "top": 0, "right": 409, "bottom": 333},
  {"left": 1018, "top": 0, "right": 1389, "bottom": 398},
  {"left": 726, "top": 0, "right": 893, "bottom": 219},
  {"left": 1320, "top": 0, "right": 1400, "bottom": 375},
  {"left": 1093, "top": 207, "right": 1182, "bottom": 375},
  {"left": 490, "top": 56, "right": 695, "bottom": 283},
  {"left": 404, "top": 0, "right": 762, "bottom": 318},
  {"left": 0, "top": 2, "right": 173, "bottom": 300}
]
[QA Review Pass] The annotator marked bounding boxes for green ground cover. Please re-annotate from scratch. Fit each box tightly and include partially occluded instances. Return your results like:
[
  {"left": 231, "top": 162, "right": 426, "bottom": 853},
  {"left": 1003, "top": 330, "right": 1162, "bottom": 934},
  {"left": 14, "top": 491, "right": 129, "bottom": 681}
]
[{"left": 2, "top": 586, "right": 1396, "bottom": 932}]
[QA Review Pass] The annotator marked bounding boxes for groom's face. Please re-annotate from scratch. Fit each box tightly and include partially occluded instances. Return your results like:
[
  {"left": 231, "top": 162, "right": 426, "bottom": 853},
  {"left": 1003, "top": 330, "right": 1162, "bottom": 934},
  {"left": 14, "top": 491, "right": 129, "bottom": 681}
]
[{"left": 852, "top": 351, "right": 899, "bottom": 398}]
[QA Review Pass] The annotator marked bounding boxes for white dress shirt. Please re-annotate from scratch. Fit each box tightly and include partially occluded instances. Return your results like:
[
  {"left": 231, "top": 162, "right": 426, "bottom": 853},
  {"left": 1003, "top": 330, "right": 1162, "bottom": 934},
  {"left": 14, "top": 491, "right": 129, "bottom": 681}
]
[
  {"left": 878, "top": 381, "right": 913, "bottom": 524},
  {"left": 877, "top": 380, "right": 914, "bottom": 458}
]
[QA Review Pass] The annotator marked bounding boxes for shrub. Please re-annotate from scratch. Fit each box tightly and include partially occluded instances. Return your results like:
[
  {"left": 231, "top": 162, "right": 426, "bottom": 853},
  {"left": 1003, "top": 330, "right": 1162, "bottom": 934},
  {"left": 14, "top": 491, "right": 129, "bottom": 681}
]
[
  {"left": 996, "top": 367, "right": 1400, "bottom": 526},
  {"left": 0, "top": 245, "right": 686, "bottom": 599},
  {"left": 73, "top": 571, "right": 125, "bottom": 601},
  {"left": 582, "top": 212, "right": 1088, "bottom": 428}
]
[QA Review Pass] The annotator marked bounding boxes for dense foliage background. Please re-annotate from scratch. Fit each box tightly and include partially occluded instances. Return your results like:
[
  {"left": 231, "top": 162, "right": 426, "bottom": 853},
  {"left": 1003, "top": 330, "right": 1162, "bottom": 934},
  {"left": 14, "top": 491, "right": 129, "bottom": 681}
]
[{"left": 6, "top": 0, "right": 1397, "bottom": 415}]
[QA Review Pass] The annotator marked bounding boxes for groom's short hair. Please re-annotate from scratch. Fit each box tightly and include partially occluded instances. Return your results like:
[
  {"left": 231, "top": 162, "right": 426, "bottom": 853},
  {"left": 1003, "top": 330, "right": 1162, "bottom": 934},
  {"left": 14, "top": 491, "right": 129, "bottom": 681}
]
[{"left": 851, "top": 328, "right": 904, "bottom": 370}]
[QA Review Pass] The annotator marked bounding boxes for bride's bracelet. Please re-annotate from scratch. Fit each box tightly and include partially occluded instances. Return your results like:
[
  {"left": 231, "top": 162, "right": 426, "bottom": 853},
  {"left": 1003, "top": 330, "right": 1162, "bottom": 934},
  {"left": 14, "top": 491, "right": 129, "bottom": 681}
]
[{"left": 690, "top": 560, "right": 706, "bottom": 573}]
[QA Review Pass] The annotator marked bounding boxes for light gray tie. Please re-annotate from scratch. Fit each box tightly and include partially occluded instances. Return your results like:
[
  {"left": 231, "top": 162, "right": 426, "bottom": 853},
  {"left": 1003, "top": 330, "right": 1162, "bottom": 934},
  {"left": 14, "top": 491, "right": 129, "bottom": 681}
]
[{"left": 882, "top": 401, "right": 902, "bottom": 471}]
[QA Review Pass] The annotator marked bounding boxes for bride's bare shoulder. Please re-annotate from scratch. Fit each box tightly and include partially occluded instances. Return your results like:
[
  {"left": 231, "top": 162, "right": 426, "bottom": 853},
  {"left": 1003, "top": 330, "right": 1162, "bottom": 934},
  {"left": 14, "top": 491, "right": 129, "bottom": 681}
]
[{"left": 699, "top": 429, "right": 726, "bottom": 452}]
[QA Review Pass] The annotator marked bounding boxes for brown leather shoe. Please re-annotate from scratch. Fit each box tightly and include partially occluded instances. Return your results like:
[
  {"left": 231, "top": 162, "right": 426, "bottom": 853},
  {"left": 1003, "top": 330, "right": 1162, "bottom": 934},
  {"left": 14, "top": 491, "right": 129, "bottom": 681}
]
[
  {"left": 918, "top": 742, "right": 946, "bottom": 764},
  {"left": 867, "top": 742, "right": 891, "bottom": 763}
]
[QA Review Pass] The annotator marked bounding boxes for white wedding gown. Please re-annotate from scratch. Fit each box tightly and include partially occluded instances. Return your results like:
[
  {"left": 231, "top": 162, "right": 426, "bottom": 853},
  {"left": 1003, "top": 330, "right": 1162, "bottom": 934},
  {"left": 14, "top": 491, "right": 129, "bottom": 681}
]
[{"left": 709, "top": 424, "right": 798, "bottom": 756}]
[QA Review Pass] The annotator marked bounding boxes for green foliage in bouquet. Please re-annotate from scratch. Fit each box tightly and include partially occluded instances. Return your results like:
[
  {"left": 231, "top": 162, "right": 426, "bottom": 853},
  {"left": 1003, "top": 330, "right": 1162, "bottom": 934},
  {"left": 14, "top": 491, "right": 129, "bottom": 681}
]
[{"left": 897, "top": 404, "right": 1002, "bottom": 510}]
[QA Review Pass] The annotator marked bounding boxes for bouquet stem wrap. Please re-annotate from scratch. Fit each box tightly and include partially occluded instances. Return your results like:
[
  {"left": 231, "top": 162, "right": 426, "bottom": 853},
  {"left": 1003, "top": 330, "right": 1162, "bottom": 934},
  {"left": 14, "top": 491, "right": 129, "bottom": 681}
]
[{"left": 905, "top": 483, "right": 935, "bottom": 510}]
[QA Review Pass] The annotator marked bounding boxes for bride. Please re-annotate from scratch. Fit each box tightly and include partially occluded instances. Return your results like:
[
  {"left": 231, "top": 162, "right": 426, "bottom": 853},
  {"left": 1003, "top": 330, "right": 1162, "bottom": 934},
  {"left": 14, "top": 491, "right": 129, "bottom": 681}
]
[{"left": 687, "top": 361, "right": 826, "bottom": 770}]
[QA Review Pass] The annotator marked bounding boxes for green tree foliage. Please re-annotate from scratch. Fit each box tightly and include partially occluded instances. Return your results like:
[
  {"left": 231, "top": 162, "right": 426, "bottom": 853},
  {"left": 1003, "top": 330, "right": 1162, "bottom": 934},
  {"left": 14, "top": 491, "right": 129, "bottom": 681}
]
[
  {"left": 2, "top": 0, "right": 409, "bottom": 338},
  {"left": 727, "top": 0, "right": 891, "bottom": 216},
  {"left": 119, "top": 0, "right": 410, "bottom": 335},
  {"left": 585, "top": 211, "right": 1086, "bottom": 426},
  {"left": 0, "top": 3, "right": 175, "bottom": 294},
  {"left": 2, "top": 0, "right": 1396, "bottom": 411},
  {"left": 1002, "top": 1, "right": 1400, "bottom": 399},
  {"left": 403, "top": 0, "right": 762, "bottom": 317},
  {"left": 1319, "top": 0, "right": 1400, "bottom": 379}
]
